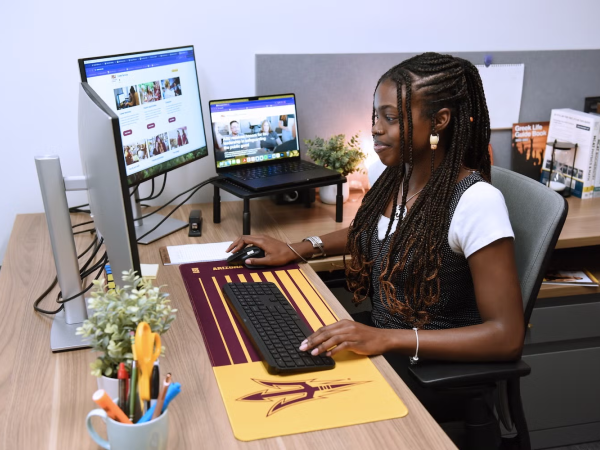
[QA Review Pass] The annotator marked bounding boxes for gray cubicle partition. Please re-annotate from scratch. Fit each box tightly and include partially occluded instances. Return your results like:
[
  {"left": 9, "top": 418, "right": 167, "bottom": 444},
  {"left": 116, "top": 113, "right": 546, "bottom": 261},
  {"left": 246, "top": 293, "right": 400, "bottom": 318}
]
[
  {"left": 256, "top": 50, "right": 600, "bottom": 170},
  {"left": 257, "top": 51, "right": 600, "bottom": 449}
]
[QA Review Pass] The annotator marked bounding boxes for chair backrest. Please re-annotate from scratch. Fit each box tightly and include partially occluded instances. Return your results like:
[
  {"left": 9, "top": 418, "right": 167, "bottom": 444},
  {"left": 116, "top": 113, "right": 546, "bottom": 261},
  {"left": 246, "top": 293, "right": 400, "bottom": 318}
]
[{"left": 491, "top": 166, "right": 568, "bottom": 324}]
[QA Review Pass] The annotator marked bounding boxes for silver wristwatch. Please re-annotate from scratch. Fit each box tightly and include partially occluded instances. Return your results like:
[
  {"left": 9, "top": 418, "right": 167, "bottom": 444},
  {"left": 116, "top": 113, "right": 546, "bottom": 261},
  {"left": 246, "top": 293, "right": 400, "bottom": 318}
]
[{"left": 302, "top": 236, "right": 326, "bottom": 258}]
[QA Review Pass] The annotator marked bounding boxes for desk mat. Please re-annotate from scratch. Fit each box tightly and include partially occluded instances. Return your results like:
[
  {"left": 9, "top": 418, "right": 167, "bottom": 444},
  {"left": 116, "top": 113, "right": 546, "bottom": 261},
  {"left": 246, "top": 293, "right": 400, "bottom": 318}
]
[{"left": 180, "top": 261, "right": 408, "bottom": 441}]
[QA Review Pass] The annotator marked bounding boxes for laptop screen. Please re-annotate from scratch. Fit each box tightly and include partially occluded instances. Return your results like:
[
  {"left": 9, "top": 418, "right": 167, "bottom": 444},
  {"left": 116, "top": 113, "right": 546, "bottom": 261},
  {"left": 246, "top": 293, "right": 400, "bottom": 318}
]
[{"left": 209, "top": 94, "right": 300, "bottom": 170}]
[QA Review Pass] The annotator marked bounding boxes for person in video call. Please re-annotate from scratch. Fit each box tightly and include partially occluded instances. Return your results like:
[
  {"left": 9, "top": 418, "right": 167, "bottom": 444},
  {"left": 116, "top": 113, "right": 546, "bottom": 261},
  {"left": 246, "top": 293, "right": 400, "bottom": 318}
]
[
  {"left": 259, "top": 119, "right": 282, "bottom": 150},
  {"left": 124, "top": 86, "right": 140, "bottom": 107},
  {"left": 177, "top": 130, "right": 183, "bottom": 147},
  {"left": 227, "top": 53, "right": 523, "bottom": 426}
]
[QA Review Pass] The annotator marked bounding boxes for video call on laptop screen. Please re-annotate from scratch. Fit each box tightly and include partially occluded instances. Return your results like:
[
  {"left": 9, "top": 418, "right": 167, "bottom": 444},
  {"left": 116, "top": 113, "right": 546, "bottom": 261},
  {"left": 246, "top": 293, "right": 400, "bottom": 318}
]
[
  {"left": 209, "top": 94, "right": 300, "bottom": 169},
  {"left": 80, "top": 46, "right": 208, "bottom": 185}
]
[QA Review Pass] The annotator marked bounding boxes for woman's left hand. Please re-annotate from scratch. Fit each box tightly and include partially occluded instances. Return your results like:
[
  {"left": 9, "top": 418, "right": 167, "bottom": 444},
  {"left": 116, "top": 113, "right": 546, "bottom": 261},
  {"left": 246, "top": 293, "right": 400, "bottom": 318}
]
[{"left": 299, "top": 319, "right": 390, "bottom": 357}]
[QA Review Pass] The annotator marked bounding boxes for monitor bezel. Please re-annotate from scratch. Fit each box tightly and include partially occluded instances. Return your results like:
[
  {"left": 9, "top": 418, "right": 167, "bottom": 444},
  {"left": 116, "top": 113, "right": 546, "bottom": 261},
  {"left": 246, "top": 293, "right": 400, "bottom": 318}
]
[
  {"left": 78, "top": 45, "right": 208, "bottom": 187},
  {"left": 208, "top": 93, "right": 301, "bottom": 173}
]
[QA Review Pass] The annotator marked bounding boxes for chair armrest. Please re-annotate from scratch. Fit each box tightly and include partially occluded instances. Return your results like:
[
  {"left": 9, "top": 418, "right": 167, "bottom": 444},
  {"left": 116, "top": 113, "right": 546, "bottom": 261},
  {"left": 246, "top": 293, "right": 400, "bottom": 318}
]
[{"left": 408, "top": 359, "right": 531, "bottom": 388}]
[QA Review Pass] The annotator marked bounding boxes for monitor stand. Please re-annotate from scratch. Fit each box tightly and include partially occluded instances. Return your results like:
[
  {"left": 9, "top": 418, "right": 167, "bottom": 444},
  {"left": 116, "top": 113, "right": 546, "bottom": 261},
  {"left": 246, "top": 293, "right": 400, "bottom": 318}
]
[
  {"left": 35, "top": 155, "right": 91, "bottom": 352},
  {"left": 131, "top": 190, "right": 188, "bottom": 244},
  {"left": 51, "top": 307, "right": 91, "bottom": 352}
]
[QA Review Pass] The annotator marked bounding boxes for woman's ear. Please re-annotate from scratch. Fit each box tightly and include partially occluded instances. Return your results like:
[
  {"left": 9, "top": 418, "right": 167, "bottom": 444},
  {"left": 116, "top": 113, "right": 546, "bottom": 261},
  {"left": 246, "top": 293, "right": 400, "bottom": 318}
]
[{"left": 434, "top": 108, "right": 452, "bottom": 133}]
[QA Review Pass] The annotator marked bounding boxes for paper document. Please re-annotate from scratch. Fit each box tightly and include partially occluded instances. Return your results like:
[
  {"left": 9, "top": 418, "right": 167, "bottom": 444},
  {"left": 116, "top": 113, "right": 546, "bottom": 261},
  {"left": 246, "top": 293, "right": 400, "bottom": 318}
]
[
  {"left": 476, "top": 64, "right": 525, "bottom": 130},
  {"left": 160, "top": 241, "right": 233, "bottom": 265}
]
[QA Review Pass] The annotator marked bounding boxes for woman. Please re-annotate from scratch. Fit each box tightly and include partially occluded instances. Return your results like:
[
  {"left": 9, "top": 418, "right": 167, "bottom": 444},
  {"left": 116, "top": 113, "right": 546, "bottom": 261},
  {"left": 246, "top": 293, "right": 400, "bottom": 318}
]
[
  {"left": 153, "top": 81, "right": 162, "bottom": 101},
  {"left": 124, "top": 86, "right": 139, "bottom": 107},
  {"left": 260, "top": 119, "right": 282, "bottom": 150},
  {"left": 226, "top": 53, "right": 523, "bottom": 420}
]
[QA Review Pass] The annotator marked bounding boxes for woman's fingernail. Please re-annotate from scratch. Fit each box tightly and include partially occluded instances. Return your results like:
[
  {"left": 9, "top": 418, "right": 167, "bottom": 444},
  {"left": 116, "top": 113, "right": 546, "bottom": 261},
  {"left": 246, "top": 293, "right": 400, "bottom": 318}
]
[
  {"left": 311, "top": 348, "right": 319, "bottom": 356},
  {"left": 301, "top": 339, "right": 307, "bottom": 345},
  {"left": 299, "top": 343, "right": 307, "bottom": 351},
  {"left": 326, "top": 351, "right": 332, "bottom": 357},
  {"left": 245, "top": 259, "right": 252, "bottom": 264}
]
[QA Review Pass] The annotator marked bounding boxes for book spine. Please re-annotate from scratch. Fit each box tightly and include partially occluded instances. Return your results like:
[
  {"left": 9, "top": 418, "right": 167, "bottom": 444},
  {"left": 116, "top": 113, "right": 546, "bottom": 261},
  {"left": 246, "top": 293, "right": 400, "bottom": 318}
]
[{"left": 595, "top": 123, "right": 600, "bottom": 198}]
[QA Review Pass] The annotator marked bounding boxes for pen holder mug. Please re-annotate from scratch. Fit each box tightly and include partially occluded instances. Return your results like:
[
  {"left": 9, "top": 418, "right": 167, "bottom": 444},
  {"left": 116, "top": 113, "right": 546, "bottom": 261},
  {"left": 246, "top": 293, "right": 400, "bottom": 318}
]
[{"left": 86, "top": 403, "right": 168, "bottom": 450}]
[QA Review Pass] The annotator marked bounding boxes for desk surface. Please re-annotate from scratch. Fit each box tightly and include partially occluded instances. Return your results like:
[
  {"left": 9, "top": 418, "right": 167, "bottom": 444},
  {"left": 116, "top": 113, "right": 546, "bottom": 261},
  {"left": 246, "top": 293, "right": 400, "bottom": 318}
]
[{"left": 0, "top": 201, "right": 455, "bottom": 449}]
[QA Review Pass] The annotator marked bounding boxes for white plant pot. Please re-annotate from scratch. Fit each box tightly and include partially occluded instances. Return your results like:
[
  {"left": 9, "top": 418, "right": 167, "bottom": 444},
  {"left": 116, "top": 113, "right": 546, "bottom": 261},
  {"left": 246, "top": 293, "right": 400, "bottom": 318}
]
[
  {"left": 320, "top": 183, "right": 349, "bottom": 204},
  {"left": 97, "top": 375, "right": 120, "bottom": 400}
]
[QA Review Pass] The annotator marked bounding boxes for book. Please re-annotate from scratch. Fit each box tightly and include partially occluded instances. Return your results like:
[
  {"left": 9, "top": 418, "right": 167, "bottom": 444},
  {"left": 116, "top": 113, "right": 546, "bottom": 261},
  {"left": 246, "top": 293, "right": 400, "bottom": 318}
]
[
  {"left": 159, "top": 241, "right": 233, "bottom": 265},
  {"left": 542, "top": 269, "right": 599, "bottom": 286},
  {"left": 511, "top": 121, "right": 549, "bottom": 180},
  {"left": 540, "top": 109, "right": 600, "bottom": 199}
]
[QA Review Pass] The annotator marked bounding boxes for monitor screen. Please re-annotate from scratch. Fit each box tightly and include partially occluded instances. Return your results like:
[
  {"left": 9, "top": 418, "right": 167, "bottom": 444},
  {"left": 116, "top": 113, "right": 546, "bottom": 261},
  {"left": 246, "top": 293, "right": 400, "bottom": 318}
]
[
  {"left": 79, "top": 46, "right": 208, "bottom": 186},
  {"left": 209, "top": 94, "right": 300, "bottom": 170}
]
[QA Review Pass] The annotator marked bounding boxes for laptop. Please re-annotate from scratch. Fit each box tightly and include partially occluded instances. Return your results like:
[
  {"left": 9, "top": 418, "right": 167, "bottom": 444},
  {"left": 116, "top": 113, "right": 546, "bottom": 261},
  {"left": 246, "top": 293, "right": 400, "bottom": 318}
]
[{"left": 209, "top": 93, "right": 341, "bottom": 191}]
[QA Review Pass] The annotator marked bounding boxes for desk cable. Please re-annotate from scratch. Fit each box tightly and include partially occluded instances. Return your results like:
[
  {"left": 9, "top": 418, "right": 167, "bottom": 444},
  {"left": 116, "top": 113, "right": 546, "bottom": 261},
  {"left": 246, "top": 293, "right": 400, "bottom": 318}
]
[
  {"left": 136, "top": 176, "right": 223, "bottom": 241},
  {"left": 34, "top": 176, "right": 224, "bottom": 313},
  {"left": 33, "top": 236, "right": 105, "bottom": 315}
]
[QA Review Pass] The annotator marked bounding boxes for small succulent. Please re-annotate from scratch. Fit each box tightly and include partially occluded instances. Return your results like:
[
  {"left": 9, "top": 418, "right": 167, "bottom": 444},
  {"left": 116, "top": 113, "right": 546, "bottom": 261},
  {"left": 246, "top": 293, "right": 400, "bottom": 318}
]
[
  {"left": 304, "top": 133, "right": 366, "bottom": 177},
  {"left": 76, "top": 270, "right": 177, "bottom": 378}
]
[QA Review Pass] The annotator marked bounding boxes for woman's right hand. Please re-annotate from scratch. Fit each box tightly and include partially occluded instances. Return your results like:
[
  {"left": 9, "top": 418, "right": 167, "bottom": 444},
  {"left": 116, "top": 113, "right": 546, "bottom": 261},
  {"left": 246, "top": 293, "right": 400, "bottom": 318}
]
[{"left": 226, "top": 235, "right": 303, "bottom": 267}]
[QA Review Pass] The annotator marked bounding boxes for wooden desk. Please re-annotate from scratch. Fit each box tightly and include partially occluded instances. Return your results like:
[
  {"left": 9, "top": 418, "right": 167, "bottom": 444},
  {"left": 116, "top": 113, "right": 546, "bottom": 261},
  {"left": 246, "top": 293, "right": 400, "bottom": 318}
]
[{"left": 0, "top": 202, "right": 455, "bottom": 449}]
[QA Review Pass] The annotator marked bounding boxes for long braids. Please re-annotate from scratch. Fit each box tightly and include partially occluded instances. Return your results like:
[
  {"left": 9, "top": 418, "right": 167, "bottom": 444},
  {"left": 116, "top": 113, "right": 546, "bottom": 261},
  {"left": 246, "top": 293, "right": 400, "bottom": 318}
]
[{"left": 345, "top": 52, "right": 491, "bottom": 328}]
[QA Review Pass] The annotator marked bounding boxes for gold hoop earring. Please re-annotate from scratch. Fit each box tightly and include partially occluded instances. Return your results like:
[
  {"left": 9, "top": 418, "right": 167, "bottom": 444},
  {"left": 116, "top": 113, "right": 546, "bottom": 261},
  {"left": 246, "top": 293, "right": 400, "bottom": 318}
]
[{"left": 430, "top": 133, "right": 440, "bottom": 150}]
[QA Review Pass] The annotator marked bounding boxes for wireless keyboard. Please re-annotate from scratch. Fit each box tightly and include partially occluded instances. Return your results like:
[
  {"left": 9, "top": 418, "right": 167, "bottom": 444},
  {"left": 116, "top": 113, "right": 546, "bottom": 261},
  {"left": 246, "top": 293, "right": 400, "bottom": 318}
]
[{"left": 222, "top": 282, "right": 335, "bottom": 374}]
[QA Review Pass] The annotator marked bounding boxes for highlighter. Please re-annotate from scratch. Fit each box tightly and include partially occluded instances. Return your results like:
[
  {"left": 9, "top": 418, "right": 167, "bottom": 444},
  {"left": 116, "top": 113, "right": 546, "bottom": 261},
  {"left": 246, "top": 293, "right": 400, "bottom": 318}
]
[{"left": 93, "top": 389, "right": 133, "bottom": 425}]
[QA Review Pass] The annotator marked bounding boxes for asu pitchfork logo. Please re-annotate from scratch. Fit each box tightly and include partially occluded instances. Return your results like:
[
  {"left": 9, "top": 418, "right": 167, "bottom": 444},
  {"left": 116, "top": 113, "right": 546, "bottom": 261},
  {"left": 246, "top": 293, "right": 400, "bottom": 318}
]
[{"left": 237, "top": 378, "right": 370, "bottom": 417}]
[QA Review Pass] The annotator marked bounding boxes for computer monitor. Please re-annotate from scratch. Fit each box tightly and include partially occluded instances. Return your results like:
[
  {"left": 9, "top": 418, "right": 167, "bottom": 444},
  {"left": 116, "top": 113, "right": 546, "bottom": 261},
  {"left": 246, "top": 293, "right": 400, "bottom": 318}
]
[
  {"left": 79, "top": 46, "right": 208, "bottom": 243},
  {"left": 78, "top": 82, "right": 142, "bottom": 281}
]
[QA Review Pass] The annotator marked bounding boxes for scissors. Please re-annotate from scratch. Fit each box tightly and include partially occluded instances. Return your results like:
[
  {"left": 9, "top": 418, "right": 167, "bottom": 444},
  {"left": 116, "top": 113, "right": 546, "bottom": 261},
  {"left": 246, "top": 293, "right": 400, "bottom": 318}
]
[{"left": 134, "top": 322, "right": 161, "bottom": 402}]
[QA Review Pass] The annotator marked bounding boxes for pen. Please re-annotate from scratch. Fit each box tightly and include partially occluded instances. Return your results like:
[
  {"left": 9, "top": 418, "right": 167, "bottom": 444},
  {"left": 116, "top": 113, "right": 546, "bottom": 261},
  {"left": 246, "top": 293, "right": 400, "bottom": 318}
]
[
  {"left": 150, "top": 360, "right": 160, "bottom": 410},
  {"left": 152, "top": 373, "right": 172, "bottom": 420},
  {"left": 93, "top": 389, "right": 132, "bottom": 425},
  {"left": 138, "top": 382, "right": 181, "bottom": 424},
  {"left": 117, "top": 362, "right": 129, "bottom": 412},
  {"left": 129, "top": 331, "right": 138, "bottom": 422}
]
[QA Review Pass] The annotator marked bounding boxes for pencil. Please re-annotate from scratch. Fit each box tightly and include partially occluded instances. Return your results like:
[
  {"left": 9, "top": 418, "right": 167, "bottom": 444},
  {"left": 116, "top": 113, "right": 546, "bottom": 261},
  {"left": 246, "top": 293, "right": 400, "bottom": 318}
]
[{"left": 152, "top": 373, "right": 172, "bottom": 420}]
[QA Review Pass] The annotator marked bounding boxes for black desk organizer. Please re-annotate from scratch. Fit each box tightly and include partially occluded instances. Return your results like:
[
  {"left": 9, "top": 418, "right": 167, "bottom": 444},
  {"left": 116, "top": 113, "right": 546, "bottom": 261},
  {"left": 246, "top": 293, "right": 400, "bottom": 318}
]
[{"left": 211, "top": 177, "right": 347, "bottom": 235}]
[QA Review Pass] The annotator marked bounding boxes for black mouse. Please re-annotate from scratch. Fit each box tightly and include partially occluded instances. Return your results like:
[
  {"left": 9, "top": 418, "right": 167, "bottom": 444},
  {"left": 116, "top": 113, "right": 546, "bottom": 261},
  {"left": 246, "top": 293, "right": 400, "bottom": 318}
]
[{"left": 227, "top": 245, "right": 267, "bottom": 269}]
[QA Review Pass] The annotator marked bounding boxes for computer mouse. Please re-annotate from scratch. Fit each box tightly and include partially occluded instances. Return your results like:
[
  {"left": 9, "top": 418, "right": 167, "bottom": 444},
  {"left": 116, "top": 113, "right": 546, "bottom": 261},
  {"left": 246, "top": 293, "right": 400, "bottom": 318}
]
[{"left": 227, "top": 245, "right": 268, "bottom": 269}]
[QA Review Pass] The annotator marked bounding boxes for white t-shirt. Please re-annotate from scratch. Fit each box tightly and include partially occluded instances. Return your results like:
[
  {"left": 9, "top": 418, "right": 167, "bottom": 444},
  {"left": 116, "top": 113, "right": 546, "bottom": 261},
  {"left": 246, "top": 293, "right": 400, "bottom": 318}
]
[{"left": 377, "top": 182, "right": 514, "bottom": 258}]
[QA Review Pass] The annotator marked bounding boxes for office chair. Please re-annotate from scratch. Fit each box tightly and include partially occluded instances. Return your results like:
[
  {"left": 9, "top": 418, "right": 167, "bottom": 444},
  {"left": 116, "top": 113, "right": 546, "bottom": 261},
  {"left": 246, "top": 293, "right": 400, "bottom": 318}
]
[{"left": 407, "top": 166, "right": 568, "bottom": 450}]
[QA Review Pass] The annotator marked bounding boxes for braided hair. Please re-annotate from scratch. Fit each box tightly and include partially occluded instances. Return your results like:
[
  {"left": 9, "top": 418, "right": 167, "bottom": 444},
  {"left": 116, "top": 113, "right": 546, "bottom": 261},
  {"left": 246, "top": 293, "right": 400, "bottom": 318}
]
[{"left": 345, "top": 52, "right": 491, "bottom": 328}]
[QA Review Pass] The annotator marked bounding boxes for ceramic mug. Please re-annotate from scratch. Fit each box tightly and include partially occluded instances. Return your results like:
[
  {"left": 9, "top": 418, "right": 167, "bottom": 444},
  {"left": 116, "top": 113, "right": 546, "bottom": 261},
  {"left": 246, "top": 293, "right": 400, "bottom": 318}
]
[{"left": 86, "top": 406, "right": 168, "bottom": 450}]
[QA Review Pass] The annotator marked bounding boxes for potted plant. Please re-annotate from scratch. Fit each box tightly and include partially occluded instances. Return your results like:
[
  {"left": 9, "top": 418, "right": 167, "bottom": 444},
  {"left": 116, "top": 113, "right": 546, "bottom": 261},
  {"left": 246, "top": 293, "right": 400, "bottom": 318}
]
[
  {"left": 76, "top": 270, "right": 177, "bottom": 399},
  {"left": 304, "top": 133, "right": 366, "bottom": 204}
]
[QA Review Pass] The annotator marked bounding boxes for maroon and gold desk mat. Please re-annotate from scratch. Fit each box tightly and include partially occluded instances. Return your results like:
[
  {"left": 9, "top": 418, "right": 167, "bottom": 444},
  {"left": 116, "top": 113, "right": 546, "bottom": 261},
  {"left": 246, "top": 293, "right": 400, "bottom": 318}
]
[{"left": 179, "top": 261, "right": 408, "bottom": 441}]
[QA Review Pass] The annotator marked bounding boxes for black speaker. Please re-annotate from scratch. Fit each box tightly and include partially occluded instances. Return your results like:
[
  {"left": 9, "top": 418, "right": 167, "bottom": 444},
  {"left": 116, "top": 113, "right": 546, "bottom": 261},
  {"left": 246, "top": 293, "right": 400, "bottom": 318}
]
[{"left": 271, "top": 188, "right": 315, "bottom": 205}]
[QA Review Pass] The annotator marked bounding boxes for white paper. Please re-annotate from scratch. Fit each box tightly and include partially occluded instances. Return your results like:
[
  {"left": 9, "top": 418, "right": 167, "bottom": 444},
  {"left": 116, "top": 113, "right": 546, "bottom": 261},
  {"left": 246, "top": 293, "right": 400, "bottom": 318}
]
[
  {"left": 140, "top": 264, "right": 159, "bottom": 279},
  {"left": 165, "top": 241, "right": 233, "bottom": 265},
  {"left": 476, "top": 64, "right": 525, "bottom": 130}
]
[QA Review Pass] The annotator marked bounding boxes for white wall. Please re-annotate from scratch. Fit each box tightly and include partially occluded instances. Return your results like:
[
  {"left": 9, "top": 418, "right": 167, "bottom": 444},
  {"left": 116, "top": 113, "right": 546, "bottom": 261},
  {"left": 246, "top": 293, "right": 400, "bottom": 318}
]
[{"left": 2, "top": 0, "right": 600, "bottom": 264}]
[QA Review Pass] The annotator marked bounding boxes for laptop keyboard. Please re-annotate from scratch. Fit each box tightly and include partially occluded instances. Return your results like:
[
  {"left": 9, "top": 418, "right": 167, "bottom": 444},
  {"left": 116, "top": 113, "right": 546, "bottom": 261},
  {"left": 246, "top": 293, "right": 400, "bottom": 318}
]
[
  {"left": 230, "top": 161, "right": 317, "bottom": 181},
  {"left": 222, "top": 282, "right": 335, "bottom": 374}
]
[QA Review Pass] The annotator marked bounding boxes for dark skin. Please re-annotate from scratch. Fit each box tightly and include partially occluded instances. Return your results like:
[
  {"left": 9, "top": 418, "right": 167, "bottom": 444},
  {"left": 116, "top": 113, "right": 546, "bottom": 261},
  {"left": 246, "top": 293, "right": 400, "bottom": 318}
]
[{"left": 226, "top": 78, "right": 524, "bottom": 362}]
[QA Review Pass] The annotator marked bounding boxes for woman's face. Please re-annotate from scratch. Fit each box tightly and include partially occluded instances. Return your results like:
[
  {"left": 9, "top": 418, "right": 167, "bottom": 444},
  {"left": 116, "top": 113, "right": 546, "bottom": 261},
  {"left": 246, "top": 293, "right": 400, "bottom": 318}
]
[
  {"left": 262, "top": 122, "right": 269, "bottom": 133},
  {"left": 371, "top": 78, "right": 432, "bottom": 167}
]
